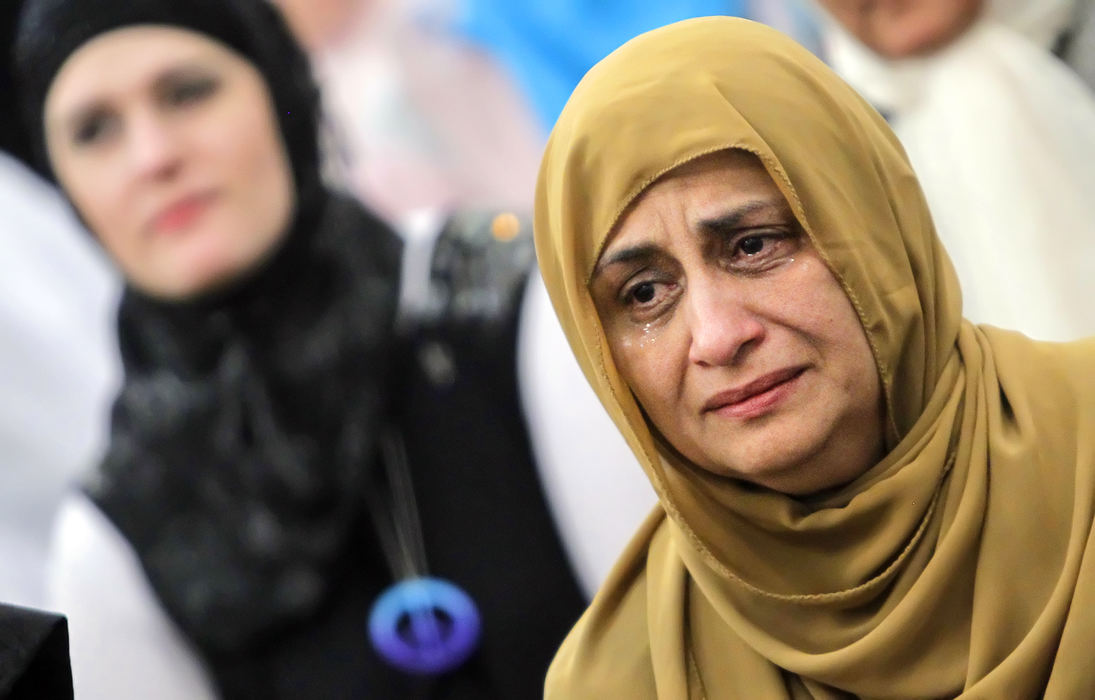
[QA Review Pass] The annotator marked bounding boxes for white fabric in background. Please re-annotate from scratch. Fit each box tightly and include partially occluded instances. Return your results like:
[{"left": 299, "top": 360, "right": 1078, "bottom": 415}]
[
  {"left": 517, "top": 272, "right": 657, "bottom": 599},
  {"left": 49, "top": 494, "right": 217, "bottom": 700},
  {"left": 0, "top": 153, "right": 120, "bottom": 608},
  {"left": 825, "top": 0, "right": 1095, "bottom": 341}
]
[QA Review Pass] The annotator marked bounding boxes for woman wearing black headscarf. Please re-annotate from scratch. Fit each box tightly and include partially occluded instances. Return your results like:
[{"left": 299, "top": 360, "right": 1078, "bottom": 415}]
[
  {"left": 14, "top": 0, "right": 406, "bottom": 695},
  {"left": 11, "top": 0, "right": 586, "bottom": 696}
]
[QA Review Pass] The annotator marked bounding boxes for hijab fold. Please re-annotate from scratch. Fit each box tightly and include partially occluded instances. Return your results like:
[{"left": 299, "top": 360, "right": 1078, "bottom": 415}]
[{"left": 534, "top": 17, "right": 1095, "bottom": 698}]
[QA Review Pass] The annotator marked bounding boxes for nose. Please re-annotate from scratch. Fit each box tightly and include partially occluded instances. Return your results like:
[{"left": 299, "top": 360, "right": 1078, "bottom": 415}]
[
  {"left": 685, "top": 273, "right": 766, "bottom": 367},
  {"left": 126, "top": 110, "right": 183, "bottom": 180}
]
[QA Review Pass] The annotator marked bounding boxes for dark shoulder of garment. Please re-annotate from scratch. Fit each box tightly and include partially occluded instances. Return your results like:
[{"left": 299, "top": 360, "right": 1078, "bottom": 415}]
[{"left": 390, "top": 210, "right": 588, "bottom": 699}]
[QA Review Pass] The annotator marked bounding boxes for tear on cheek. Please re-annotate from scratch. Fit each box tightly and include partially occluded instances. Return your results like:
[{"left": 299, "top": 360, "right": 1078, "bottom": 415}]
[{"left": 638, "top": 323, "right": 660, "bottom": 349}]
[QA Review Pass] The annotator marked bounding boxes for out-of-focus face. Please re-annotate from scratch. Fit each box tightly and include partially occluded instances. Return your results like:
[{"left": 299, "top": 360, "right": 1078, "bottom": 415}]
[
  {"left": 590, "top": 150, "right": 884, "bottom": 496},
  {"left": 275, "top": 0, "right": 365, "bottom": 49},
  {"left": 818, "top": 0, "right": 984, "bottom": 58},
  {"left": 44, "top": 26, "right": 295, "bottom": 300}
]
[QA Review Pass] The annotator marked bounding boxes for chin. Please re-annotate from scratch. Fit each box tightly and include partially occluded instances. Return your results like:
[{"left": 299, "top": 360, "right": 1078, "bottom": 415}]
[
  {"left": 140, "top": 261, "right": 244, "bottom": 301},
  {"left": 708, "top": 433, "right": 832, "bottom": 494},
  {"left": 180, "top": 245, "right": 260, "bottom": 291}
]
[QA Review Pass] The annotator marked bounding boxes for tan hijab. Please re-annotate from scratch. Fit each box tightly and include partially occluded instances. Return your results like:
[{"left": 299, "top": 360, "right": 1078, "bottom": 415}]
[{"left": 535, "top": 17, "right": 1095, "bottom": 699}]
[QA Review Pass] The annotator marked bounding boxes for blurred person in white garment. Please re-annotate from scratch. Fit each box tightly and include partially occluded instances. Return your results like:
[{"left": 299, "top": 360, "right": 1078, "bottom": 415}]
[
  {"left": 817, "top": 0, "right": 1095, "bottom": 341},
  {"left": 0, "top": 2, "right": 119, "bottom": 608}
]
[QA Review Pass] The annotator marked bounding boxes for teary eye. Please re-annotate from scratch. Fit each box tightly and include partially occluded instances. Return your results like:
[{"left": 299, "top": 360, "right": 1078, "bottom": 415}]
[
  {"left": 722, "top": 227, "right": 802, "bottom": 272},
  {"left": 738, "top": 236, "right": 766, "bottom": 255},
  {"left": 632, "top": 281, "right": 657, "bottom": 304}
]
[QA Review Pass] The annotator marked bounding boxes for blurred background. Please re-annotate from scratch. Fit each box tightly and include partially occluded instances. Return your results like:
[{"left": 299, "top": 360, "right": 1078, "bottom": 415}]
[{"left": 1, "top": 0, "right": 1093, "bottom": 695}]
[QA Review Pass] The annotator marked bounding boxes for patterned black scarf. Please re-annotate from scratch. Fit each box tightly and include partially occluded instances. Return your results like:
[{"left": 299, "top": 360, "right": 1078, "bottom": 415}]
[{"left": 89, "top": 191, "right": 401, "bottom": 653}]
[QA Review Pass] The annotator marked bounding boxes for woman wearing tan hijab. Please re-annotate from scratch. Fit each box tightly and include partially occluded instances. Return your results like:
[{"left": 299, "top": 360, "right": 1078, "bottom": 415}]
[{"left": 534, "top": 16, "right": 1095, "bottom": 699}]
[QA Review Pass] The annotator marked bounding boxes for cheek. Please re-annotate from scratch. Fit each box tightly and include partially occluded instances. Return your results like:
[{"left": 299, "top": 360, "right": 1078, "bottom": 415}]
[
  {"left": 211, "top": 108, "right": 282, "bottom": 183},
  {"left": 59, "top": 163, "right": 134, "bottom": 257},
  {"left": 245, "top": 118, "right": 289, "bottom": 184},
  {"left": 848, "top": 331, "right": 882, "bottom": 404},
  {"left": 818, "top": 285, "right": 881, "bottom": 408},
  {"left": 241, "top": 117, "right": 293, "bottom": 219},
  {"left": 201, "top": 101, "right": 294, "bottom": 235},
  {"left": 791, "top": 259, "right": 879, "bottom": 391},
  {"left": 776, "top": 258, "right": 850, "bottom": 328},
  {"left": 607, "top": 324, "right": 684, "bottom": 422}
]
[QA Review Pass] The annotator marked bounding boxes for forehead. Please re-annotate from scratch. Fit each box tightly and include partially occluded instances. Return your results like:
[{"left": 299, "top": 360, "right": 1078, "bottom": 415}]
[
  {"left": 44, "top": 25, "right": 236, "bottom": 117},
  {"left": 601, "top": 149, "right": 791, "bottom": 254}
]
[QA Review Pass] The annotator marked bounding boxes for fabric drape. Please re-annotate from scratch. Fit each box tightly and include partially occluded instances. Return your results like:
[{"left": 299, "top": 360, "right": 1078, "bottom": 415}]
[{"left": 534, "top": 17, "right": 1095, "bottom": 698}]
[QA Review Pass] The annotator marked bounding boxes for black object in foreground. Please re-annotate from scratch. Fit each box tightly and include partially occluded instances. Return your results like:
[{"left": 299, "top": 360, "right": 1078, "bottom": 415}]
[{"left": 0, "top": 603, "right": 73, "bottom": 699}]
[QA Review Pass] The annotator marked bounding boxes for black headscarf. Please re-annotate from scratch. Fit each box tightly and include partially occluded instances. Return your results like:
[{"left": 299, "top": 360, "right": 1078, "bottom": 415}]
[
  {"left": 14, "top": 0, "right": 320, "bottom": 193},
  {"left": 13, "top": 0, "right": 402, "bottom": 655},
  {"left": 1, "top": 3, "right": 32, "bottom": 163}
]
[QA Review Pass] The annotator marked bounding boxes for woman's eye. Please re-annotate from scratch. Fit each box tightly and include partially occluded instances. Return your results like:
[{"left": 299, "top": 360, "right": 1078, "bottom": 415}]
[
  {"left": 631, "top": 281, "right": 657, "bottom": 304},
  {"left": 166, "top": 77, "right": 218, "bottom": 106},
  {"left": 737, "top": 235, "right": 766, "bottom": 256},
  {"left": 72, "top": 112, "right": 114, "bottom": 146},
  {"left": 623, "top": 279, "right": 676, "bottom": 311},
  {"left": 726, "top": 229, "right": 799, "bottom": 269}
]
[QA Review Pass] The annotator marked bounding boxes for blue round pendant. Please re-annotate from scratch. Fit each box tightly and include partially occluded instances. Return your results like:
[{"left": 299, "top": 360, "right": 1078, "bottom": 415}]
[{"left": 368, "top": 577, "right": 481, "bottom": 675}]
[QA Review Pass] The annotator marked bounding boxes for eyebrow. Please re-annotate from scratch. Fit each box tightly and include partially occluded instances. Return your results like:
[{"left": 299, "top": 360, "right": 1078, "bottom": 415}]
[
  {"left": 595, "top": 243, "right": 662, "bottom": 272},
  {"left": 696, "top": 198, "right": 788, "bottom": 237},
  {"left": 60, "top": 101, "right": 105, "bottom": 138},
  {"left": 595, "top": 197, "right": 786, "bottom": 275},
  {"left": 58, "top": 63, "right": 214, "bottom": 135}
]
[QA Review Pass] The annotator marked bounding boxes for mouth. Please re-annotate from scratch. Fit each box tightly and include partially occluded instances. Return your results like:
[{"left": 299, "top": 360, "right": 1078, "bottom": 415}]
[
  {"left": 702, "top": 366, "right": 808, "bottom": 419},
  {"left": 150, "top": 191, "right": 216, "bottom": 235}
]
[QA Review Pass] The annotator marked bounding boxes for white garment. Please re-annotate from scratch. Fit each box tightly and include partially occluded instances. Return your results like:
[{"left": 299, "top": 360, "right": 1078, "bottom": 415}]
[
  {"left": 48, "top": 494, "right": 217, "bottom": 700},
  {"left": 824, "top": 0, "right": 1095, "bottom": 341},
  {"left": 0, "top": 153, "right": 119, "bottom": 608}
]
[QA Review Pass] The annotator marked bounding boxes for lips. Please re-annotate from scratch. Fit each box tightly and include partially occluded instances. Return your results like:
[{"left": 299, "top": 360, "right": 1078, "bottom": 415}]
[
  {"left": 150, "top": 192, "right": 215, "bottom": 234},
  {"left": 702, "top": 366, "right": 807, "bottom": 418}
]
